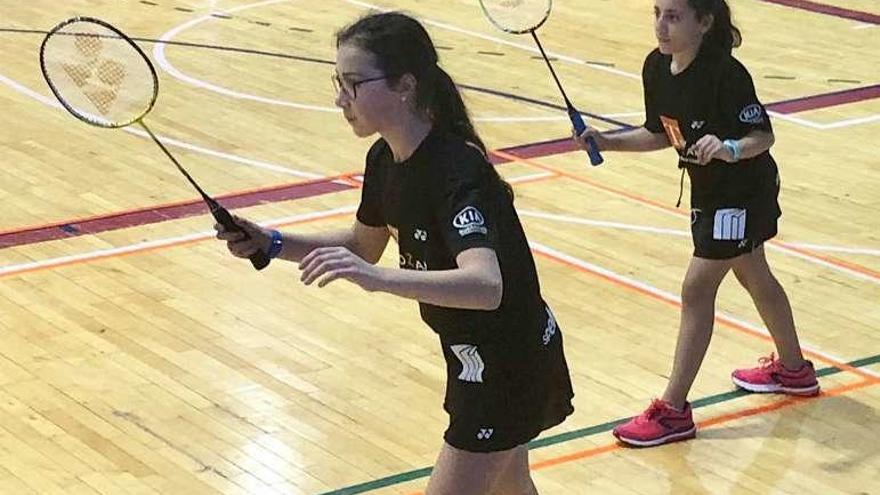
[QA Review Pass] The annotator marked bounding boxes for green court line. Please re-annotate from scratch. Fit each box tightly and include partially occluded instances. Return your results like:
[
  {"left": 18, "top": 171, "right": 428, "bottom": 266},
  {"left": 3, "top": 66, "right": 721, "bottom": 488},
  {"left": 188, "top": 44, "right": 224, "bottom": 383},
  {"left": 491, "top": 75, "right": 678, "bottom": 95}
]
[{"left": 320, "top": 353, "right": 880, "bottom": 495}]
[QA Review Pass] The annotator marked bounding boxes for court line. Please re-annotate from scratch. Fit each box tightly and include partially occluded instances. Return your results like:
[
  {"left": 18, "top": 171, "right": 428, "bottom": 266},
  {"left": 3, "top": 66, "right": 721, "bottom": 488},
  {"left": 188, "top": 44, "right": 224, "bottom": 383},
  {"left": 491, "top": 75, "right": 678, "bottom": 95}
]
[
  {"left": 0, "top": 171, "right": 556, "bottom": 276},
  {"left": 322, "top": 354, "right": 880, "bottom": 495},
  {"left": 0, "top": 26, "right": 338, "bottom": 65},
  {"left": 769, "top": 84, "right": 880, "bottom": 114},
  {"left": 759, "top": 0, "right": 880, "bottom": 25},
  {"left": 519, "top": 209, "right": 880, "bottom": 256},
  {"left": 153, "top": 0, "right": 344, "bottom": 113},
  {"left": 153, "top": 0, "right": 632, "bottom": 124},
  {"left": 529, "top": 241, "right": 879, "bottom": 380},
  {"left": 0, "top": 71, "right": 322, "bottom": 178},
  {"left": 0, "top": 206, "right": 356, "bottom": 279},
  {"left": 0, "top": 173, "right": 357, "bottom": 248},
  {"left": 490, "top": 149, "right": 880, "bottom": 286}
]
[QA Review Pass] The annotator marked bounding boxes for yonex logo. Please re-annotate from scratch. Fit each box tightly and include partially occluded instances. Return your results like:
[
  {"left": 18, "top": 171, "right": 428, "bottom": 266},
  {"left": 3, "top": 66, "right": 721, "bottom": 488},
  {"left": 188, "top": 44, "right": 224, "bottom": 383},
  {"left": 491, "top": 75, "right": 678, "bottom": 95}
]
[
  {"left": 414, "top": 229, "right": 427, "bottom": 241},
  {"left": 453, "top": 206, "right": 487, "bottom": 236},
  {"left": 476, "top": 428, "right": 494, "bottom": 440},
  {"left": 739, "top": 104, "right": 764, "bottom": 124},
  {"left": 60, "top": 35, "right": 128, "bottom": 116}
]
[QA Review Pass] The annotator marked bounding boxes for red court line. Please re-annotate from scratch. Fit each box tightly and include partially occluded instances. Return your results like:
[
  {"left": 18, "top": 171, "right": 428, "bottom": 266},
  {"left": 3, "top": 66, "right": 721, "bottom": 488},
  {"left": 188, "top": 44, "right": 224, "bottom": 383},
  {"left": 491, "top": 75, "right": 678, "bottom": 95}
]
[
  {"left": 0, "top": 210, "right": 356, "bottom": 279},
  {"left": 0, "top": 173, "right": 358, "bottom": 248},
  {"left": 760, "top": 0, "right": 880, "bottom": 24},
  {"left": 0, "top": 172, "right": 562, "bottom": 279},
  {"left": 769, "top": 84, "right": 880, "bottom": 114}
]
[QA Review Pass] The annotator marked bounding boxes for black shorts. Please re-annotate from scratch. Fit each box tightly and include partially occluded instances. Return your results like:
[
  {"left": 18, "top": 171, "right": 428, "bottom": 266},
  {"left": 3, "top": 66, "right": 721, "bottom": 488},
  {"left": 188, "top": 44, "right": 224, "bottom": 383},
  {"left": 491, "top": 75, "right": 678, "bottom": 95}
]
[
  {"left": 440, "top": 306, "right": 574, "bottom": 453},
  {"left": 691, "top": 195, "right": 781, "bottom": 260}
]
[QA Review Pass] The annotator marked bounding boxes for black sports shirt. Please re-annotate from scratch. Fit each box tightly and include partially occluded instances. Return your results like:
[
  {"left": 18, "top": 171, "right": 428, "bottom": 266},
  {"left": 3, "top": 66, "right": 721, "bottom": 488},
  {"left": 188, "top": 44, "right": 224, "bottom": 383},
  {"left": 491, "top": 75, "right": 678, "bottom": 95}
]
[
  {"left": 642, "top": 47, "right": 779, "bottom": 208},
  {"left": 357, "top": 129, "right": 548, "bottom": 344}
]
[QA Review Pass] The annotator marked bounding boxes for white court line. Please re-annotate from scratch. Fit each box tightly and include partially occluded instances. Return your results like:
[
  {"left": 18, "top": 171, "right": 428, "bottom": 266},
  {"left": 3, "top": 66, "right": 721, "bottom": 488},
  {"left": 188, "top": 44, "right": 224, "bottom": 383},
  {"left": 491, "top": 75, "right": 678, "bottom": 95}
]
[
  {"left": 478, "top": 111, "right": 644, "bottom": 123},
  {"left": 154, "top": 0, "right": 342, "bottom": 113},
  {"left": 343, "top": 0, "right": 642, "bottom": 80},
  {"left": 519, "top": 209, "right": 880, "bottom": 256},
  {"left": 155, "top": 0, "right": 640, "bottom": 123},
  {"left": 516, "top": 173, "right": 880, "bottom": 286},
  {"left": 0, "top": 206, "right": 357, "bottom": 278},
  {"left": 530, "top": 241, "right": 880, "bottom": 379},
  {"left": 519, "top": 209, "right": 689, "bottom": 237},
  {"left": 820, "top": 114, "right": 880, "bottom": 129},
  {"left": 0, "top": 72, "right": 322, "bottom": 179},
  {"left": 507, "top": 171, "right": 556, "bottom": 183},
  {"left": 769, "top": 110, "right": 880, "bottom": 130},
  {"left": 779, "top": 242, "right": 880, "bottom": 257}
]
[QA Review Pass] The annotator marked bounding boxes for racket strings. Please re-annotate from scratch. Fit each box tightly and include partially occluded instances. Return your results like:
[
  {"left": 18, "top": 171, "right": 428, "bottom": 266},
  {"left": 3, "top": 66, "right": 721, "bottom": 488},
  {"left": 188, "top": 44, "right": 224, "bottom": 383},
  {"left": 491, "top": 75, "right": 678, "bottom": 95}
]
[
  {"left": 42, "top": 22, "right": 155, "bottom": 127},
  {"left": 480, "top": 0, "right": 551, "bottom": 33}
]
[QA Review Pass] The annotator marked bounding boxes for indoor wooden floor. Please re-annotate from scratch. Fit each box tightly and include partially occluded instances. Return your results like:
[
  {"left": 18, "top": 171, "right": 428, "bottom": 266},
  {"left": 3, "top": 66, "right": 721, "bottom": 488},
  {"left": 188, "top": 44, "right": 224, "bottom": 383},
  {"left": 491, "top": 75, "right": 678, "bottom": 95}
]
[{"left": 1, "top": 0, "right": 878, "bottom": 493}]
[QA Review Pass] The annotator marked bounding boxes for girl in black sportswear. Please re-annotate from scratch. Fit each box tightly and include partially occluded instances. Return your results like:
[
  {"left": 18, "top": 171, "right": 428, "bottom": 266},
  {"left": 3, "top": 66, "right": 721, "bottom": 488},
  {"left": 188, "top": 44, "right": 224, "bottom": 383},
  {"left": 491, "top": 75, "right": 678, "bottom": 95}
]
[
  {"left": 218, "top": 12, "right": 573, "bottom": 493},
  {"left": 574, "top": 0, "right": 818, "bottom": 448}
]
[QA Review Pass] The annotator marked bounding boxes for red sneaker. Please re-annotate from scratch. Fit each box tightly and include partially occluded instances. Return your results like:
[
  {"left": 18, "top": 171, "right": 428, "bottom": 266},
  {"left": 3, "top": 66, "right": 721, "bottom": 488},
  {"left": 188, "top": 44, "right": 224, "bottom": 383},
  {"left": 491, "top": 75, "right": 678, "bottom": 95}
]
[
  {"left": 731, "top": 354, "right": 820, "bottom": 396},
  {"left": 612, "top": 399, "right": 696, "bottom": 447}
]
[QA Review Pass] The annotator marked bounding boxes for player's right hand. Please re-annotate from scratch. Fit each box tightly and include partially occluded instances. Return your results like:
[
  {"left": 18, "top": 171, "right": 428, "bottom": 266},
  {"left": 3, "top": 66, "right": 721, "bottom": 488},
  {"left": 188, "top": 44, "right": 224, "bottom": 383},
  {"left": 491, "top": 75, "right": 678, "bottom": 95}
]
[
  {"left": 572, "top": 126, "right": 605, "bottom": 153},
  {"left": 215, "top": 216, "right": 271, "bottom": 259}
]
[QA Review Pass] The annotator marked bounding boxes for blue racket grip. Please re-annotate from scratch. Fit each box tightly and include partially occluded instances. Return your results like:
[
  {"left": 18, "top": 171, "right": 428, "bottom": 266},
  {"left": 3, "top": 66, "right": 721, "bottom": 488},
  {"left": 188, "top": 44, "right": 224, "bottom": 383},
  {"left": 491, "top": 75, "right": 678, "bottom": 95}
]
[
  {"left": 211, "top": 204, "right": 271, "bottom": 271},
  {"left": 568, "top": 107, "right": 604, "bottom": 166}
]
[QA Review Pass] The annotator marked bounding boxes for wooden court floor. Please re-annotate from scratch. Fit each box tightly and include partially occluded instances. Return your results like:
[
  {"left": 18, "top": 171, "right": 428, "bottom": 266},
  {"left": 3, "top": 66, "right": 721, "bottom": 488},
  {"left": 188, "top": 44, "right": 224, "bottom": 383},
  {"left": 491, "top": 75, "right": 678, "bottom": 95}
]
[{"left": 1, "top": 0, "right": 878, "bottom": 493}]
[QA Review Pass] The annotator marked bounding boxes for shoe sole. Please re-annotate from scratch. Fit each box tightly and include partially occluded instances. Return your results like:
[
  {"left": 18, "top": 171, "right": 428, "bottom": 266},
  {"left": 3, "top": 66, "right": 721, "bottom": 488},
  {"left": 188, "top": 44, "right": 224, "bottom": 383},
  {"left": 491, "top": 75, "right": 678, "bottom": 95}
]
[
  {"left": 731, "top": 376, "right": 820, "bottom": 396},
  {"left": 613, "top": 426, "right": 696, "bottom": 447}
]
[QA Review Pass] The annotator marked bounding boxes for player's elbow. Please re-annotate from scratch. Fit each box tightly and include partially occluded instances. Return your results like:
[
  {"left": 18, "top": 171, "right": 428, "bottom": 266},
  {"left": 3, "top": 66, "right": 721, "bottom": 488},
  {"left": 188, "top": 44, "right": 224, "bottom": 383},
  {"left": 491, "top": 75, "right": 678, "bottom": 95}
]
[{"left": 480, "top": 274, "right": 504, "bottom": 311}]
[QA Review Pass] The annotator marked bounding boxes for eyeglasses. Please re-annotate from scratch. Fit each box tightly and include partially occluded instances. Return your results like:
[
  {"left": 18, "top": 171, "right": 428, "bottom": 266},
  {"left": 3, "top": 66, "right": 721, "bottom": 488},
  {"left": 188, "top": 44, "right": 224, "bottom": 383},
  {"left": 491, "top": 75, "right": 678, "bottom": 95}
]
[{"left": 331, "top": 73, "right": 387, "bottom": 99}]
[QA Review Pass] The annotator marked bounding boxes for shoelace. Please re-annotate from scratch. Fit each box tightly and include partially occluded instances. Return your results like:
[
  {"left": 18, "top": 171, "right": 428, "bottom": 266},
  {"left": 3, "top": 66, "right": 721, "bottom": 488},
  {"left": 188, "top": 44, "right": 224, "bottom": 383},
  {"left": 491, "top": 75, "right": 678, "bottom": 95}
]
[
  {"left": 642, "top": 399, "right": 670, "bottom": 421},
  {"left": 758, "top": 353, "right": 780, "bottom": 369}
]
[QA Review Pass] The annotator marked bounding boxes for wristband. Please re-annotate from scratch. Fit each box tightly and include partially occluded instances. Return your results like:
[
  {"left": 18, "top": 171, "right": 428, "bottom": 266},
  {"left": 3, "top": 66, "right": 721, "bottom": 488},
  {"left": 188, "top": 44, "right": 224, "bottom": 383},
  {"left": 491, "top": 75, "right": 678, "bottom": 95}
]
[
  {"left": 722, "top": 139, "right": 741, "bottom": 162},
  {"left": 267, "top": 229, "right": 283, "bottom": 259}
]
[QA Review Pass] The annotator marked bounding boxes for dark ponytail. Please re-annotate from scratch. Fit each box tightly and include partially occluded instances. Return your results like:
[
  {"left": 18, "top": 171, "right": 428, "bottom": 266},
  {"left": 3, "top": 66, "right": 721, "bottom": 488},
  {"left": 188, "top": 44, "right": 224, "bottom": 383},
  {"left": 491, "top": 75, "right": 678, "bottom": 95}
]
[
  {"left": 689, "top": 0, "right": 742, "bottom": 55},
  {"left": 337, "top": 12, "right": 513, "bottom": 198},
  {"left": 335, "top": 12, "right": 486, "bottom": 155}
]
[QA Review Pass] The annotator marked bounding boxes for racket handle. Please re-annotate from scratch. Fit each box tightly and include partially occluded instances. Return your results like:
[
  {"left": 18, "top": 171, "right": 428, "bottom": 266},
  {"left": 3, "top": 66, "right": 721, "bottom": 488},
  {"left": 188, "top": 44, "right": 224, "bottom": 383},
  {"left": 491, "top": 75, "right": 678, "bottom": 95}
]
[
  {"left": 211, "top": 205, "right": 271, "bottom": 271},
  {"left": 568, "top": 107, "right": 604, "bottom": 166}
]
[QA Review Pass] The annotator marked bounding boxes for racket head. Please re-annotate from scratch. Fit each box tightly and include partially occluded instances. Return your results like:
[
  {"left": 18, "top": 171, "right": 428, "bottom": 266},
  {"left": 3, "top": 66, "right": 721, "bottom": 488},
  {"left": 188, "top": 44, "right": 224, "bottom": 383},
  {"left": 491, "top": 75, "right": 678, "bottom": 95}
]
[
  {"left": 479, "top": 0, "right": 552, "bottom": 34},
  {"left": 39, "top": 17, "right": 158, "bottom": 129}
]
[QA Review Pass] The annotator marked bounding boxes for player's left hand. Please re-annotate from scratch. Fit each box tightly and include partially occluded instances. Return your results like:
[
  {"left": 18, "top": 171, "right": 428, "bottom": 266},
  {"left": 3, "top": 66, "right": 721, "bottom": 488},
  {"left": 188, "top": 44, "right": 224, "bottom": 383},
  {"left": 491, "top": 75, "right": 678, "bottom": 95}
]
[
  {"left": 687, "top": 135, "right": 733, "bottom": 165},
  {"left": 299, "top": 246, "right": 384, "bottom": 291}
]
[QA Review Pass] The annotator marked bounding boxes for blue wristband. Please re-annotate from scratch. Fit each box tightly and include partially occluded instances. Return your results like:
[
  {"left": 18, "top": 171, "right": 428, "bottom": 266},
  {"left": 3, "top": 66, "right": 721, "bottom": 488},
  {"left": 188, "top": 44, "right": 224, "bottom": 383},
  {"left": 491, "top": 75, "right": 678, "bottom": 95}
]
[
  {"left": 722, "top": 139, "right": 741, "bottom": 162},
  {"left": 267, "top": 229, "right": 283, "bottom": 259}
]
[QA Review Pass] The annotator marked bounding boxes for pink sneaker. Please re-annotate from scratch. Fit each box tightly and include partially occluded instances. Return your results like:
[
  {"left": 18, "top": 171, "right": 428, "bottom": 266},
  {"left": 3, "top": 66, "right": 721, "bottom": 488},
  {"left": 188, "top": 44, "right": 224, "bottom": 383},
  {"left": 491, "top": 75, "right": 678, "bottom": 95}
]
[
  {"left": 731, "top": 354, "right": 820, "bottom": 396},
  {"left": 612, "top": 399, "right": 696, "bottom": 447}
]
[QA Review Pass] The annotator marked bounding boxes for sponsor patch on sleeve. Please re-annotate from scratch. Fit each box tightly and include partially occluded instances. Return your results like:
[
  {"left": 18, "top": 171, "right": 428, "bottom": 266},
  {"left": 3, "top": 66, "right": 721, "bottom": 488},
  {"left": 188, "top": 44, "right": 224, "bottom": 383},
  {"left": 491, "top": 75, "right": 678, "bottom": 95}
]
[
  {"left": 453, "top": 206, "right": 488, "bottom": 236},
  {"left": 738, "top": 104, "right": 765, "bottom": 124}
]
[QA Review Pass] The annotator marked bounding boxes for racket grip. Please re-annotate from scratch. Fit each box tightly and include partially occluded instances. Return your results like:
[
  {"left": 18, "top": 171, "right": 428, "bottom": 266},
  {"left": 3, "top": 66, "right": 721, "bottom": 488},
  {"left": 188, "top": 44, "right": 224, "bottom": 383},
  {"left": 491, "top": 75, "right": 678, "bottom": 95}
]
[
  {"left": 211, "top": 205, "right": 271, "bottom": 271},
  {"left": 568, "top": 107, "right": 604, "bottom": 166}
]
